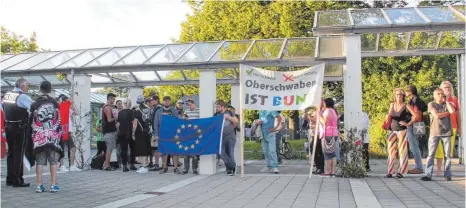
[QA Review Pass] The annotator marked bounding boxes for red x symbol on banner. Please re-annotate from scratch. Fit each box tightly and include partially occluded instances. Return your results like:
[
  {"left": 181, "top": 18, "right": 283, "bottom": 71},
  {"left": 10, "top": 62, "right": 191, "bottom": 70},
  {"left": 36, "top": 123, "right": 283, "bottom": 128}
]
[{"left": 283, "top": 74, "right": 294, "bottom": 82}]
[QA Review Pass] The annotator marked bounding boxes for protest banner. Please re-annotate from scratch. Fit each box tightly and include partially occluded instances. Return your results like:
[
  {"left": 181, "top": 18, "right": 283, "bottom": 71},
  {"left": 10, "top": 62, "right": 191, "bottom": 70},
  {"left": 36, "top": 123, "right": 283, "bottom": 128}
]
[{"left": 240, "top": 64, "right": 325, "bottom": 110}]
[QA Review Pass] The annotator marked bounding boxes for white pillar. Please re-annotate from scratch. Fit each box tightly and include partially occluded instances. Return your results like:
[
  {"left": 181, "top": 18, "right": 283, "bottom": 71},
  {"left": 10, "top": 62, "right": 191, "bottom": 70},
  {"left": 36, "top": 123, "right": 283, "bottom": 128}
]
[
  {"left": 199, "top": 70, "right": 217, "bottom": 174},
  {"left": 343, "top": 35, "right": 363, "bottom": 132},
  {"left": 231, "top": 84, "right": 241, "bottom": 167},
  {"left": 129, "top": 88, "right": 143, "bottom": 107},
  {"left": 72, "top": 74, "right": 92, "bottom": 169},
  {"left": 459, "top": 54, "right": 465, "bottom": 163}
]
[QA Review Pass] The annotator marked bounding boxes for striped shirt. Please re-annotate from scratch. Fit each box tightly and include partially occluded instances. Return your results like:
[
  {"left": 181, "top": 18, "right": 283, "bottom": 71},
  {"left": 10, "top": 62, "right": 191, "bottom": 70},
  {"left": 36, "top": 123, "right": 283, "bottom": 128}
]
[{"left": 184, "top": 107, "right": 200, "bottom": 120}]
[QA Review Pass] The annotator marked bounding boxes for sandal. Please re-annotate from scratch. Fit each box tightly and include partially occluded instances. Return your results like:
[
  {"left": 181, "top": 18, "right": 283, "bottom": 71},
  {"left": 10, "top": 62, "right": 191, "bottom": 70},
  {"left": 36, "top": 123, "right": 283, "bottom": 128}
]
[
  {"left": 104, "top": 167, "right": 116, "bottom": 171},
  {"left": 384, "top": 174, "right": 393, "bottom": 178},
  {"left": 395, "top": 173, "right": 403, "bottom": 178}
]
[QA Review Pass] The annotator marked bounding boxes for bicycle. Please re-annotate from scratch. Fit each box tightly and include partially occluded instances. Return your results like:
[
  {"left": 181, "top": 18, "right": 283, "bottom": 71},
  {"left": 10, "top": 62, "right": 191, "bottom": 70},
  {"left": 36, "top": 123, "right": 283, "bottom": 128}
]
[{"left": 279, "top": 129, "right": 294, "bottom": 160}]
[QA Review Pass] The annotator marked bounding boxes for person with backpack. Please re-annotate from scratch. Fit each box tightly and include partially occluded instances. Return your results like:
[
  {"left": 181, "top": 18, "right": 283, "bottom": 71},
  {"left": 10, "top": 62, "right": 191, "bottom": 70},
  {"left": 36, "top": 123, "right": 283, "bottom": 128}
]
[
  {"left": 153, "top": 96, "right": 180, "bottom": 174},
  {"left": 132, "top": 95, "right": 152, "bottom": 173},
  {"left": 406, "top": 85, "right": 426, "bottom": 174}
]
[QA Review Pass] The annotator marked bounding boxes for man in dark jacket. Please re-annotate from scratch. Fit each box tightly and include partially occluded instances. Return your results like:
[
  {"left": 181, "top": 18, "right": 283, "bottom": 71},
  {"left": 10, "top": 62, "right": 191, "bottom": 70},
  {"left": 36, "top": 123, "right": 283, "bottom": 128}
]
[{"left": 30, "top": 81, "right": 62, "bottom": 192}]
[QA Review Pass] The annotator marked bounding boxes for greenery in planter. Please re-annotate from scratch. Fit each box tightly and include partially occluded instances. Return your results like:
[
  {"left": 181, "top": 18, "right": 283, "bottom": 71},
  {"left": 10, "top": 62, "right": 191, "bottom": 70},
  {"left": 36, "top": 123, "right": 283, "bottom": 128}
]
[{"left": 337, "top": 128, "right": 367, "bottom": 178}]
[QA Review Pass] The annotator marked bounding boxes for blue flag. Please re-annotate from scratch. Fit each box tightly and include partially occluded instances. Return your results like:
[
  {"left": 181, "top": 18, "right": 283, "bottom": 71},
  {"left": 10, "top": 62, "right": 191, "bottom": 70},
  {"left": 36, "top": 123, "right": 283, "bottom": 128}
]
[{"left": 159, "top": 115, "right": 224, "bottom": 155}]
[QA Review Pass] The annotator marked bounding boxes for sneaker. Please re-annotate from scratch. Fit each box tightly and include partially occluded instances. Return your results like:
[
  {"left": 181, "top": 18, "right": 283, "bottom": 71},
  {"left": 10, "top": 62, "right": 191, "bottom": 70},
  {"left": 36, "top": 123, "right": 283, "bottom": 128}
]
[
  {"left": 60, "top": 166, "right": 69, "bottom": 172},
  {"left": 130, "top": 165, "right": 138, "bottom": 171},
  {"left": 260, "top": 167, "right": 272, "bottom": 173},
  {"left": 159, "top": 168, "right": 168, "bottom": 174},
  {"left": 50, "top": 184, "right": 60, "bottom": 193},
  {"left": 273, "top": 168, "right": 279, "bottom": 174},
  {"left": 407, "top": 168, "right": 423, "bottom": 174},
  {"left": 445, "top": 176, "right": 452, "bottom": 181},
  {"left": 147, "top": 162, "right": 154, "bottom": 168},
  {"left": 174, "top": 168, "right": 180, "bottom": 174},
  {"left": 136, "top": 167, "right": 148, "bottom": 173},
  {"left": 229, "top": 167, "right": 236, "bottom": 176},
  {"left": 36, "top": 184, "right": 45, "bottom": 193},
  {"left": 420, "top": 176, "right": 432, "bottom": 181},
  {"left": 69, "top": 165, "right": 82, "bottom": 172},
  {"left": 193, "top": 170, "right": 199, "bottom": 175},
  {"left": 123, "top": 166, "right": 129, "bottom": 172},
  {"left": 181, "top": 170, "right": 189, "bottom": 175}
]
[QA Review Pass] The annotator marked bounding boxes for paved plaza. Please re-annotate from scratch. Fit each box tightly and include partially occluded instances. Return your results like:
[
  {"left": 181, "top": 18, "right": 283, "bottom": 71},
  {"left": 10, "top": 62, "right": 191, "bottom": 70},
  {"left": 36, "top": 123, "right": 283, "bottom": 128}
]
[{"left": 0, "top": 158, "right": 464, "bottom": 208}]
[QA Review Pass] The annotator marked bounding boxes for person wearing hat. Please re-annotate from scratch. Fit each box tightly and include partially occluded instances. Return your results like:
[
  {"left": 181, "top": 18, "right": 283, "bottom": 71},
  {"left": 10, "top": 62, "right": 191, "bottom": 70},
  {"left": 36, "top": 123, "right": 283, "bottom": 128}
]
[
  {"left": 3, "top": 77, "right": 33, "bottom": 187},
  {"left": 176, "top": 100, "right": 184, "bottom": 116},
  {"left": 148, "top": 95, "right": 162, "bottom": 171},
  {"left": 153, "top": 96, "right": 180, "bottom": 174},
  {"left": 30, "top": 81, "right": 62, "bottom": 192}
]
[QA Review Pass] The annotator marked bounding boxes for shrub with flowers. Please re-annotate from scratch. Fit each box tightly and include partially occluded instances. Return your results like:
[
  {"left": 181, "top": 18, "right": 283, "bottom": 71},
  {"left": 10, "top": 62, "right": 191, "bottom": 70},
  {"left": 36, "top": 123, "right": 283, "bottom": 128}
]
[{"left": 336, "top": 127, "right": 367, "bottom": 178}]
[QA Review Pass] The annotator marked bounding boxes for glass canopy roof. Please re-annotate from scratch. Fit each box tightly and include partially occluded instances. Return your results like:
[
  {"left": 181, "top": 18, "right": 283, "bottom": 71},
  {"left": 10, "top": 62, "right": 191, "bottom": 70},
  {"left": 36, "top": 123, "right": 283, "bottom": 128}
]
[
  {"left": 314, "top": 5, "right": 465, "bottom": 35},
  {"left": 0, "top": 5, "right": 464, "bottom": 88}
]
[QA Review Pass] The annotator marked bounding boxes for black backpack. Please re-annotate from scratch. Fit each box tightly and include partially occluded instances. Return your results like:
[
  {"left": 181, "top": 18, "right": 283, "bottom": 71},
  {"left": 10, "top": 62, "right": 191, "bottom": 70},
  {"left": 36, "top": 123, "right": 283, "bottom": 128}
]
[{"left": 136, "top": 106, "right": 152, "bottom": 134}]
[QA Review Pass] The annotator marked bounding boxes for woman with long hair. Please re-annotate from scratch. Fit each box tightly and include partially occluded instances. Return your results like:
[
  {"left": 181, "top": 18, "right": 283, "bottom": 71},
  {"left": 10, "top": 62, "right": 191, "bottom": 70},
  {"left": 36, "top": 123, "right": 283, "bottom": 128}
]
[
  {"left": 385, "top": 88, "right": 418, "bottom": 178},
  {"left": 318, "top": 98, "right": 339, "bottom": 176}
]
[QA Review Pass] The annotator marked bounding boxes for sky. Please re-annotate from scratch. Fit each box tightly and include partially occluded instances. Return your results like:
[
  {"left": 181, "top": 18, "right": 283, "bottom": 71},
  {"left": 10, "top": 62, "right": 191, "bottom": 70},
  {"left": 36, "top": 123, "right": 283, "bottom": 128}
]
[{"left": 0, "top": 0, "right": 192, "bottom": 51}]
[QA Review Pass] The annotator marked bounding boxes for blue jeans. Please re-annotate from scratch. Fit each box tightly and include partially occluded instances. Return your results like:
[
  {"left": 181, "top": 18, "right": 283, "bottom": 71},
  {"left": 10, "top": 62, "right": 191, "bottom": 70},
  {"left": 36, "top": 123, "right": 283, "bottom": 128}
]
[
  {"left": 262, "top": 132, "right": 278, "bottom": 168},
  {"left": 335, "top": 136, "right": 340, "bottom": 161},
  {"left": 407, "top": 126, "right": 423, "bottom": 170},
  {"left": 425, "top": 136, "right": 451, "bottom": 177}
]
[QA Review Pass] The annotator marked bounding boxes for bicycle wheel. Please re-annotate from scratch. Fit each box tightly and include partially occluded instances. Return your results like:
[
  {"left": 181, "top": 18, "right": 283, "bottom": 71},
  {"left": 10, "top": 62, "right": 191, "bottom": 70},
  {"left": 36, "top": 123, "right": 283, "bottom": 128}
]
[{"left": 283, "top": 142, "right": 294, "bottom": 159}]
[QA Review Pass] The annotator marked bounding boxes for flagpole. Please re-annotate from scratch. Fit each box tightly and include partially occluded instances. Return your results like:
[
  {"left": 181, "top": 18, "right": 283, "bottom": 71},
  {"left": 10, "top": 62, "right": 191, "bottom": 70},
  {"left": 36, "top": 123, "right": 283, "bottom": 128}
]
[
  {"left": 239, "top": 65, "right": 245, "bottom": 178},
  {"left": 309, "top": 108, "right": 321, "bottom": 179}
]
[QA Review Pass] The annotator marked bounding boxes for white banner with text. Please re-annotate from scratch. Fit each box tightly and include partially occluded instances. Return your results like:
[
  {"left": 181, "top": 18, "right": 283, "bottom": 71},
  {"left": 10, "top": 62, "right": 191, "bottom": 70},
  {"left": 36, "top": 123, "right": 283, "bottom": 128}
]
[{"left": 240, "top": 64, "right": 325, "bottom": 110}]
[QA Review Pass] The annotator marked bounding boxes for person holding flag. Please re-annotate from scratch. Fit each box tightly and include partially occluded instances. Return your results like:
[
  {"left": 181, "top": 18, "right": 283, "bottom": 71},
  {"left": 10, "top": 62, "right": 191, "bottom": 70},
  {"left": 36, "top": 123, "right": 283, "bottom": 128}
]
[{"left": 215, "top": 100, "right": 239, "bottom": 176}]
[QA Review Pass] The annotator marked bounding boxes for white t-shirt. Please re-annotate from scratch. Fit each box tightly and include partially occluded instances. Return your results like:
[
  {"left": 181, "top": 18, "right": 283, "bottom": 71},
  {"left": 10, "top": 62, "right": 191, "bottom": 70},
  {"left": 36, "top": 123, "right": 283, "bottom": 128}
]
[
  {"left": 362, "top": 112, "right": 370, "bottom": 143},
  {"left": 274, "top": 114, "right": 286, "bottom": 131},
  {"left": 69, "top": 109, "right": 73, "bottom": 132}
]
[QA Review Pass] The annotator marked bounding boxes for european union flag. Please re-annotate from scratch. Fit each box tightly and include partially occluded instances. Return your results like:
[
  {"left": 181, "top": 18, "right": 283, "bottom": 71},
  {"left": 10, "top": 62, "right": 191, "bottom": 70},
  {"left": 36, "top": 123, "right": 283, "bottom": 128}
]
[{"left": 158, "top": 115, "right": 224, "bottom": 155}]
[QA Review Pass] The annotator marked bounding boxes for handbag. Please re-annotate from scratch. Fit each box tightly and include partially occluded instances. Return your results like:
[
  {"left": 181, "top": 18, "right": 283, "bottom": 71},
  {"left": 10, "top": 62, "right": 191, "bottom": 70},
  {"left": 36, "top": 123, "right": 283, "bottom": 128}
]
[
  {"left": 151, "top": 135, "right": 158, "bottom": 148},
  {"left": 322, "top": 136, "right": 337, "bottom": 154},
  {"left": 413, "top": 122, "right": 426, "bottom": 136},
  {"left": 382, "top": 115, "right": 392, "bottom": 130}
]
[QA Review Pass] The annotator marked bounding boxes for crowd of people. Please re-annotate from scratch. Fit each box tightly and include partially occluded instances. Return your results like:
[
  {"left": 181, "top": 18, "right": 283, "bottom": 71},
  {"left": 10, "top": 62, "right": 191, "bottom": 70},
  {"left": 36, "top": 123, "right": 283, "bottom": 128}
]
[{"left": 0, "top": 77, "right": 461, "bottom": 194}]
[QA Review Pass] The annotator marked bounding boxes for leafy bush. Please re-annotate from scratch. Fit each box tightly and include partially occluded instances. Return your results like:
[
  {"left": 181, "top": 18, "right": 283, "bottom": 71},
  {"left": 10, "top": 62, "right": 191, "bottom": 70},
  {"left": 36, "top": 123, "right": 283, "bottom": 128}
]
[{"left": 337, "top": 128, "right": 367, "bottom": 178}]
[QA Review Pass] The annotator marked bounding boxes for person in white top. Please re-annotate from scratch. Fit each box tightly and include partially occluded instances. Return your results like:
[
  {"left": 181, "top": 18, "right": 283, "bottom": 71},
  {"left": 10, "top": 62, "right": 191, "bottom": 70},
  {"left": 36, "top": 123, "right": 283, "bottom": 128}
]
[
  {"left": 58, "top": 95, "right": 81, "bottom": 172},
  {"left": 361, "top": 112, "right": 370, "bottom": 172}
]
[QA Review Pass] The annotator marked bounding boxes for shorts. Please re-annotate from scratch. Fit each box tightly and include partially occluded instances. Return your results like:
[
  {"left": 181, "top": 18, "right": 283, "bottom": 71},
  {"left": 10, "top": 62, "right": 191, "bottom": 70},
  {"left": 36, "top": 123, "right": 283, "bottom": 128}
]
[
  {"left": 104, "top": 132, "right": 117, "bottom": 151},
  {"left": 36, "top": 149, "right": 60, "bottom": 166},
  {"left": 61, "top": 133, "right": 76, "bottom": 149}
]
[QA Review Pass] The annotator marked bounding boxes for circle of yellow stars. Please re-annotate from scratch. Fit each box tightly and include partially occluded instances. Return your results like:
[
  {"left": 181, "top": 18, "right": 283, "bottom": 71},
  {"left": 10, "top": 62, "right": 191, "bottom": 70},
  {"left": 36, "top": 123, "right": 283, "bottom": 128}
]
[{"left": 174, "top": 123, "right": 203, "bottom": 151}]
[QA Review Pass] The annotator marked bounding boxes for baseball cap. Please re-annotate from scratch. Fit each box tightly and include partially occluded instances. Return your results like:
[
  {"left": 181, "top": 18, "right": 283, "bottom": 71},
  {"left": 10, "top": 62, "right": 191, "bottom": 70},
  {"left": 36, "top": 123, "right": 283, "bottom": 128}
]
[
  {"left": 177, "top": 100, "right": 184, "bottom": 104},
  {"left": 163, "top": 96, "right": 171, "bottom": 101},
  {"left": 152, "top": 95, "right": 159, "bottom": 101},
  {"left": 136, "top": 95, "right": 145, "bottom": 104},
  {"left": 186, "top": 99, "right": 194, "bottom": 104}
]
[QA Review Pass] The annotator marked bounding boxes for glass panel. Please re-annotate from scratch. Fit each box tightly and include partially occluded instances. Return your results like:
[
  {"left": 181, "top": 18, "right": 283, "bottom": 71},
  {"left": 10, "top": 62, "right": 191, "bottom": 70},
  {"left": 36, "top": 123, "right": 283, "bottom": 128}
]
[
  {"left": 182, "top": 70, "right": 200, "bottom": 79},
  {"left": 378, "top": 32, "right": 410, "bottom": 51},
  {"left": 114, "top": 45, "right": 164, "bottom": 65},
  {"left": 325, "top": 65, "right": 343, "bottom": 77},
  {"left": 90, "top": 74, "right": 112, "bottom": 83},
  {"left": 1, "top": 79, "right": 9, "bottom": 86},
  {"left": 108, "top": 72, "right": 133, "bottom": 82},
  {"left": 216, "top": 69, "right": 236, "bottom": 79},
  {"left": 1, "top": 54, "right": 14, "bottom": 61},
  {"left": 384, "top": 8, "right": 426, "bottom": 24},
  {"left": 282, "top": 38, "right": 316, "bottom": 59},
  {"left": 408, "top": 31, "right": 439, "bottom": 50},
  {"left": 85, "top": 47, "right": 136, "bottom": 67},
  {"left": 1, "top": 53, "right": 35, "bottom": 70},
  {"left": 58, "top": 49, "right": 109, "bottom": 68},
  {"left": 453, "top": 5, "right": 465, "bottom": 15},
  {"left": 177, "top": 42, "right": 222, "bottom": 63},
  {"left": 7, "top": 52, "right": 60, "bottom": 71},
  {"left": 133, "top": 71, "right": 159, "bottom": 81},
  {"left": 2, "top": 77, "right": 19, "bottom": 85},
  {"left": 43, "top": 75, "right": 67, "bottom": 85},
  {"left": 146, "top": 44, "right": 192, "bottom": 64},
  {"left": 246, "top": 39, "right": 284, "bottom": 60},
  {"left": 319, "top": 37, "right": 343, "bottom": 58},
  {"left": 351, "top": 9, "right": 388, "bottom": 25},
  {"left": 32, "top": 50, "right": 84, "bottom": 69},
  {"left": 210, "top": 41, "right": 252, "bottom": 62},
  {"left": 439, "top": 30, "right": 465, "bottom": 49},
  {"left": 158, "top": 70, "right": 184, "bottom": 80},
  {"left": 361, "top": 33, "right": 378, "bottom": 51},
  {"left": 419, "top": 7, "right": 465, "bottom": 23},
  {"left": 317, "top": 11, "right": 350, "bottom": 27},
  {"left": 26, "top": 76, "right": 44, "bottom": 85}
]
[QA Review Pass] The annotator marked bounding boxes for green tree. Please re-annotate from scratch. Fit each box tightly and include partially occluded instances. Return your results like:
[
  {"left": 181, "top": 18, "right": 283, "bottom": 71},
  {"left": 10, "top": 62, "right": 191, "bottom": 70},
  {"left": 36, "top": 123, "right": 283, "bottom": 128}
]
[{"left": 1, "top": 27, "right": 38, "bottom": 54}]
